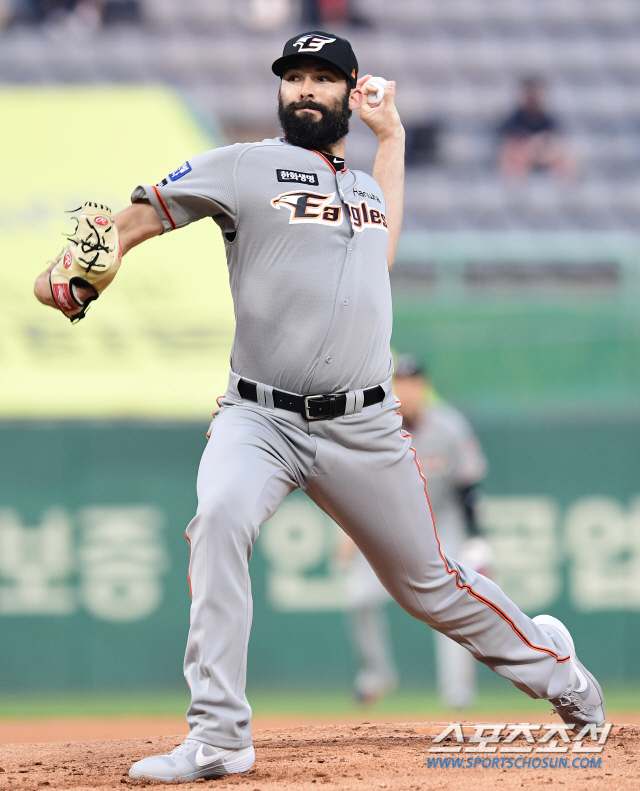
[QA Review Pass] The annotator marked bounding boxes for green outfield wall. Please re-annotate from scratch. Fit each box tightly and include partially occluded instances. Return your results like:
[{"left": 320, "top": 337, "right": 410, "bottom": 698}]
[
  {"left": 391, "top": 231, "right": 640, "bottom": 422},
  {"left": 1, "top": 418, "right": 639, "bottom": 692}
]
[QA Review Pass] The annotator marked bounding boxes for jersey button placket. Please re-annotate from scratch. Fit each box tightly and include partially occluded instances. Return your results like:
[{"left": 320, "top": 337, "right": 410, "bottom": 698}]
[{"left": 317, "top": 171, "right": 347, "bottom": 376}]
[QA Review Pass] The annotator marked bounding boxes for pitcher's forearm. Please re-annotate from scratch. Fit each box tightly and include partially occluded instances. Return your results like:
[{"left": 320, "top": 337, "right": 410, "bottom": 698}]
[
  {"left": 34, "top": 261, "right": 57, "bottom": 306},
  {"left": 114, "top": 202, "right": 164, "bottom": 256},
  {"left": 372, "top": 128, "right": 405, "bottom": 270}
]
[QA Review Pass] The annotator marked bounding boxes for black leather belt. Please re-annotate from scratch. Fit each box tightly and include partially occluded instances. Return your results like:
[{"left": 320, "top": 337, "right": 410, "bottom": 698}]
[{"left": 237, "top": 379, "right": 385, "bottom": 421}]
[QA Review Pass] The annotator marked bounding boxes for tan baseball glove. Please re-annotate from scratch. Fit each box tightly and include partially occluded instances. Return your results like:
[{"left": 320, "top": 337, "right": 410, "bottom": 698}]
[{"left": 49, "top": 202, "right": 121, "bottom": 322}]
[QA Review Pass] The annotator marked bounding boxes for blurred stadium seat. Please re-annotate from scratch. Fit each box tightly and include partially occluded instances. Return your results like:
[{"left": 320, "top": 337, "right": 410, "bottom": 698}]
[{"left": 2, "top": 0, "right": 640, "bottom": 228}]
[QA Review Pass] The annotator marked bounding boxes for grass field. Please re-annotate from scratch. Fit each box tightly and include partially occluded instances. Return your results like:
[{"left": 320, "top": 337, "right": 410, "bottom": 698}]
[{"left": 1, "top": 685, "right": 639, "bottom": 721}]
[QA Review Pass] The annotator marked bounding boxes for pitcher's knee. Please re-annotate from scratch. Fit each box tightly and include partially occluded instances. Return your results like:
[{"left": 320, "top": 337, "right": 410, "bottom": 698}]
[
  {"left": 388, "top": 575, "right": 461, "bottom": 625},
  {"left": 396, "top": 596, "right": 442, "bottom": 626},
  {"left": 192, "top": 488, "right": 258, "bottom": 542}
]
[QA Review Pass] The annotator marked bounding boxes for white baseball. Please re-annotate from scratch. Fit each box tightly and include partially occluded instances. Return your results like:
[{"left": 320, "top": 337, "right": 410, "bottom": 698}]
[{"left": 364, "top": 76, "right": 387, "bottom": 107}]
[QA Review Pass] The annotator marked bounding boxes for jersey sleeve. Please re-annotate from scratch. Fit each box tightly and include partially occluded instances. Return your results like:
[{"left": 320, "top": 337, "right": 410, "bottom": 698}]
[{"left": 130, "top": 144, "right": 245, "bottom": 233}]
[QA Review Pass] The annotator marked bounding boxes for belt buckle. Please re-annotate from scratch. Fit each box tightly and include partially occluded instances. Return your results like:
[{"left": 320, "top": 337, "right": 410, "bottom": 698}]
[{"left": 304, "top": 394, "right": 326, "bottom": 420}]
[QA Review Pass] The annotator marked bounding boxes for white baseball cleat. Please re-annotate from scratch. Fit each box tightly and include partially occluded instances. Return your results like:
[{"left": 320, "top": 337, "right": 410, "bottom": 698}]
[
  {"left": 533, "top": 614, "right": 606, "bottom": 726},
  {"left": 129, "top": 738, "right": 255, "bottom": 783}
]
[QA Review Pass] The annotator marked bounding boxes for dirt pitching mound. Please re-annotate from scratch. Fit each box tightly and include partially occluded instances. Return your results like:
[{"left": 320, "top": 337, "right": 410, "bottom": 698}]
[{"left": 0, "top": 722, "right": 637, "bottom": 791}]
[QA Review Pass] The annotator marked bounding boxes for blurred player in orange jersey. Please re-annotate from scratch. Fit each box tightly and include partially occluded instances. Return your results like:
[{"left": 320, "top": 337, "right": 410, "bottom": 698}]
[{"left": 339, "top": 355, "right": 492, "bottom": 707}]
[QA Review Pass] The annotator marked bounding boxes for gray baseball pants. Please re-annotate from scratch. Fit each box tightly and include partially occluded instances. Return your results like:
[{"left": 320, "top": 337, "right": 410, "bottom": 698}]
[{"left": 184, "top": 372, "right": 571, "bottom": 749}]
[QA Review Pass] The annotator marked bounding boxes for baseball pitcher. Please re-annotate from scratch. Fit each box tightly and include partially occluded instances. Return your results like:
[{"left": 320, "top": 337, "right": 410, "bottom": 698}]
[{"left": 34, "top": 30, "right": 605, "bottom": 783}]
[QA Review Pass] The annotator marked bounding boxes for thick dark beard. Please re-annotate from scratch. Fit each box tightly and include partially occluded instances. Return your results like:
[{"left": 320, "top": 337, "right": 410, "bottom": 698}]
[{"left": 278, "top": 90, "right": 351, "bottom": 151}]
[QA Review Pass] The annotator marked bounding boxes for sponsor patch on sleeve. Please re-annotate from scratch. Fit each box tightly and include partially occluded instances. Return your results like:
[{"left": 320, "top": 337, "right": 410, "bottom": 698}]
[
  {"left": 277, "top": 169, "right": 319, "bottom": 186},
  {"left": 168, "top": 161, "right": 192, "bottom": 181}
]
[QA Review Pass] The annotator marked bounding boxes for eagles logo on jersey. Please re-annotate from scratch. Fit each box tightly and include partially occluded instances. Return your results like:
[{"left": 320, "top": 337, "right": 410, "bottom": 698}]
[
  {"left": 271, "top": 191, "right": 342, "bottom": 225},
  {"left": 345, "top": 201, "right": 388, "bottom": 232}
]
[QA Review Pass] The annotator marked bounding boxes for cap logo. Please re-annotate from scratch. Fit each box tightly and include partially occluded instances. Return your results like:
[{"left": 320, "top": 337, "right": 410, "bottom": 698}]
[
  {"left": 351, "top": 69, "right": 356, "bottom": 78},
  {"left": 293, "top": 34, "right": 336, "bottom": 53}
]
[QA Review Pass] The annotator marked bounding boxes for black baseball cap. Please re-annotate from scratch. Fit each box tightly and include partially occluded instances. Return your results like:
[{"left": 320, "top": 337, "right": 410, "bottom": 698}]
[{"left": 272, "top": 31, "right": 358, "bottom": 88}]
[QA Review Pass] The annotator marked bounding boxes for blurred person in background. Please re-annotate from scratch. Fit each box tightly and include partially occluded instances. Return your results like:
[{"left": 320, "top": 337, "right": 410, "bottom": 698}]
[
  {"left": 241, "top": 0, "right": 292, "bottom": 31},
  {"left": 497, "top": 76, "right": 576, "bottom": 180},
  {"left": 338, "top": 532, "right": 399, "bottom": 703},
  {"left": 11, "top": 0, "right": 75, "bottom": 24},
  {"left": 404, "top": 120, "right": 441, "bottom": 167},
  {"left": 10, "top": 0, "right": 139, "bottom": 27},
  {"left": 301, "top": 0, "right": 370, "bottom": 28},
  {"left": 0, "top": 0, "right": 11, "bottom": 27},
  {"left": 338, "top": 355, "right": 491, "bottom": 707}
]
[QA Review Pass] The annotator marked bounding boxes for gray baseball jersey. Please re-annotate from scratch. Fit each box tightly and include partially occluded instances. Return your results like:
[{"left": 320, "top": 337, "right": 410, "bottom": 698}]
[
  {"left": 132, "top": 138, "right": 393, "bottom": 395},
  {"left": 130, "top": 139, "right": 575, "bottom": 752}
]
